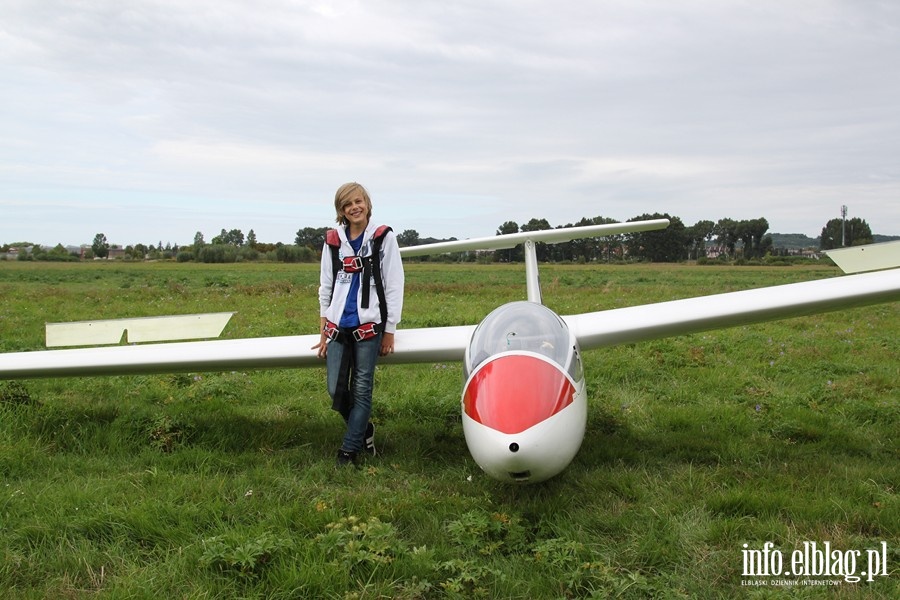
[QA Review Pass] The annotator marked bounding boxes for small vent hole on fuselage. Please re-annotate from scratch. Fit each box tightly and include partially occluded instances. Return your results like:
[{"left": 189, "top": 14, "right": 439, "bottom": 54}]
[{"left": 509, "top": 470, "right": 531, "bottom": 482}]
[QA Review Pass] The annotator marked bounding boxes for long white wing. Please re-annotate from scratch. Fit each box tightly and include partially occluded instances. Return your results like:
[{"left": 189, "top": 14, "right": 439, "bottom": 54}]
[
  {"left": 0, "top": 325, "right": 476, "bottom": 379},
  {"left": 564, "top": 269, "right": 900, "bottom": 350}
]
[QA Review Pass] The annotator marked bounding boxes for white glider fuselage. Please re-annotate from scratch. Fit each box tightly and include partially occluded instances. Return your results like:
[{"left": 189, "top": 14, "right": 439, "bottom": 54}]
[{"left": 462, "top": 301, "right": 587, "bottom": 483}]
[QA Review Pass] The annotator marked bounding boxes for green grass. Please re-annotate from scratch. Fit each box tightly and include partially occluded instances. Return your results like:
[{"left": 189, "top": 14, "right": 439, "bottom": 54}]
[{"left": 0, "top": 261, "right": 897, "bottom": 598}]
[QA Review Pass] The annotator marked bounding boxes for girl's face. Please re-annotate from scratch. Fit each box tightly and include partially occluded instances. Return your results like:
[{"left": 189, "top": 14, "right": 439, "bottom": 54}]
[{"left": 341, "top": 192, "right": 369, "bottom": 229}]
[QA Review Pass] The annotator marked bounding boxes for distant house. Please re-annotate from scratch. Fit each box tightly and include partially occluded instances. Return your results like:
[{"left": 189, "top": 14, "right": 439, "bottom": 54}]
[
  {"left": 88, "top": 246, "right": 126, "bottom": 259},
  {"left": 705, "top": 245, "right": 727, "bottom": 259},
  {"left": 2, "top": 246, "right": 32, "bottom": 260}
]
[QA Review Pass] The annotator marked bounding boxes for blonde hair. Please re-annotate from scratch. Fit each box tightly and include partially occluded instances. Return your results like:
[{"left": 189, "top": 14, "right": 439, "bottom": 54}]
[{"left": 334, "top": 182, "right": 372, "bottom": 225}]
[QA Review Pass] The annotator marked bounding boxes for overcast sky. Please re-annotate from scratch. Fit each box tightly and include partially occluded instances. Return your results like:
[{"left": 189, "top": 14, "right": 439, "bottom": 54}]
[{"left": 2, "top": 0, "right": 899, "bottom": 248}]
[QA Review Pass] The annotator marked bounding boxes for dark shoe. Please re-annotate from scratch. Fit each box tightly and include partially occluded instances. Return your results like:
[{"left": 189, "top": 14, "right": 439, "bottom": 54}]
[
  {"left": 365, "top": 422, "right": 377, "bottom": 457},
  {"left": 336, "top": 449, "right": 357, "bottom": 467}
]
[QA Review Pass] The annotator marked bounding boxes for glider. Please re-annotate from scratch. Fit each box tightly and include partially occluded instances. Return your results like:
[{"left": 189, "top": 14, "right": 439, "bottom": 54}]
[{"left": 1, "top": 221, "right": 898, "bottom": 483}]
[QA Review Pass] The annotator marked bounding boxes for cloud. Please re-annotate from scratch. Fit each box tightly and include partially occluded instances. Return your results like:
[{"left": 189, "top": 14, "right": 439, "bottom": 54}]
[{"left": 1, "top": 0, "right": 898, "bottom": 246}]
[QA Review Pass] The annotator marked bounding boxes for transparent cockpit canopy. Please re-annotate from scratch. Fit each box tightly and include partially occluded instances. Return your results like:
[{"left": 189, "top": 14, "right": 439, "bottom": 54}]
[{"left": 465, "top": 301, "right": 576, "bottom": 378}]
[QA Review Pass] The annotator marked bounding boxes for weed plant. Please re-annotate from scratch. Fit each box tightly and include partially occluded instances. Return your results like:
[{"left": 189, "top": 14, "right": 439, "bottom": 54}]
[{"left": 0, "top": 261, "right": 897, "bottom": 598}]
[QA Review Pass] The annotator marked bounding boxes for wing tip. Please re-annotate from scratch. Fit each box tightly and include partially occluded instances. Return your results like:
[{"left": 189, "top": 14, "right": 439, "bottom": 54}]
[{"left": 825, "top": 241, "right": 900, "bottom": 274}]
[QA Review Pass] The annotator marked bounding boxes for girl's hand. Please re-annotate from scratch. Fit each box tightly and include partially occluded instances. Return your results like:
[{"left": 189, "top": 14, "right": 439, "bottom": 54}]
[
  {"left": 380, "top": 332, "right": 395, "bottom": 356},
  {"left": 312, "top": 333, "right": 328, "bottom": 358}
]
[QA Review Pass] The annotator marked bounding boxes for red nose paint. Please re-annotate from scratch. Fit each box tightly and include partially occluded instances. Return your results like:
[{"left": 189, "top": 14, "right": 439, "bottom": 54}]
[{"left": 463, "top": 354, "right": 575, "bottom": 434}]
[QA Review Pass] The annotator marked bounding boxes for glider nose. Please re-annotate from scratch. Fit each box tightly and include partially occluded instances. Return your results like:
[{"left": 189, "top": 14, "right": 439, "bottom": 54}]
[
  {"left": 461, "top": 353, "right": 585, "bottom": 483},
  {"left": 463, "top": 354, "right": 575, "bottom": 434}
]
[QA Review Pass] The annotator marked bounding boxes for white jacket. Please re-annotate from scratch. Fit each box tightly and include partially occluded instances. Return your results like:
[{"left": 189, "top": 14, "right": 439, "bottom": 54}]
[{"left": 318, "top": 223, "right": 404, "bottom": 334}]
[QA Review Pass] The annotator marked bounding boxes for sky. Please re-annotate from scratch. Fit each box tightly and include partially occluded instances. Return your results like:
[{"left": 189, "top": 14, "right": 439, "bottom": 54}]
[{"left": 2, "top": 0, "right": 899, "bottom": 248}]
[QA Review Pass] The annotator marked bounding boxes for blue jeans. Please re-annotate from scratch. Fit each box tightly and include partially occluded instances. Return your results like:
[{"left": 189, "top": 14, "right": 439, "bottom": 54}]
[{"left": 326, "top": 332, "right": 382, "bottom": 453}]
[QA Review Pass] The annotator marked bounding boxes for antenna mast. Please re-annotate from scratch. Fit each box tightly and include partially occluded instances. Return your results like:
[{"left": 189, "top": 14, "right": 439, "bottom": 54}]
[{"left": 841, "top": 205, "right": 848, "bottom": 247}]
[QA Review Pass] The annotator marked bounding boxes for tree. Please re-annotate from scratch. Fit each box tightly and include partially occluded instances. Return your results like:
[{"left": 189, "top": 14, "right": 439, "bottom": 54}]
[
  {"left": 734, "top": 218, "right": 770, "bottom": 259},
  {"left": 551, "top": 219, "right": 588, "bottom": 262},
  {"left": 736, "top": 221, "right": 753, "bottom": 256},
  {"left": 397, "top": 229, "right": 420, "bottom": 247},
  {"left": 758, "top": 234, "right": 774, "bottom": 257},
  {"left": 92, "top": 233, "right": 110, "bottom": 259},
  {"left": 496, "top": 221, "right": 520, "bottom": 262},
  {"left": 848, "top": 218, "right": 874, "bottom": 246},
  {"left": 211, "top": 229, "right": 244, "bottom": 246},
  {"left": 247, "top": 229, "right": 258, "bottom": 249},
  {"left": 276, "top": 245, "right": 314, "bottom": 263},
  {"left": 714, "top": 218, "right": 739, "bottom": 258},
  {"left": 686, "top": 220, "right": 715, "bottom": 260},
  {"left": 626, "top": 214, "right": 687, "bottom": 262},
  {"left": 496, "top": 221, "right": 519, "bottom": 236},
  {"left": 198, "top": 245, "right": 236, "bottom": 263},
  {"left": 746, "top": 218, "right": 770, "bottom": 258},
  {"left": 820, "top": 217, "right": 873, "bottom": 250},
  {"left": 590, "top": 216, "right": 625, "bottom": 262},
  {"left": 521, "top": 218, "right": 552, "bottom": 261},
  {"left": 42, "top": 244, "right": 76, "bottom": 262},
  {"left": 295, "top": 227, "right": 327, "bottom": 250}
]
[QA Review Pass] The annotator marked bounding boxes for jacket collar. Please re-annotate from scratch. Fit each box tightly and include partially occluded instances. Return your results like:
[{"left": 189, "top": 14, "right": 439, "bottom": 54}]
[{"left": 338, "top": 221, "right": 375, "bottom": 246}]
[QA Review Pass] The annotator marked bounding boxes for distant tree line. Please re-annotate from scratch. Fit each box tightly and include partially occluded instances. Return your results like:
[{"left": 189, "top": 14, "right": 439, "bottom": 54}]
[
  {"left": 2, "top": 214, "right": 879, "bottom": 264},
  {"left": 463, "top": 214, "right": 777, "bottom": 264}
]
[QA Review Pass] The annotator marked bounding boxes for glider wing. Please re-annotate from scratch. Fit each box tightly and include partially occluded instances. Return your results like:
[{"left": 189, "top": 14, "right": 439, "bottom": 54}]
[
  {"left": 399, "top": 219, "right": 670, "bottom": 257},
  {"left": 564, "top": 268, "right": 900, "bottom": 350},
  {"left": 0, "top": 324, "right": 476, "bottom": 379}
]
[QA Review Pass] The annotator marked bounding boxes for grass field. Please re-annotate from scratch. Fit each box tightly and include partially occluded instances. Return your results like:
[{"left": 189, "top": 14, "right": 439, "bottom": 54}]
[{"left": 0, "top": 260, "right": 897, "bottom": 599}]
